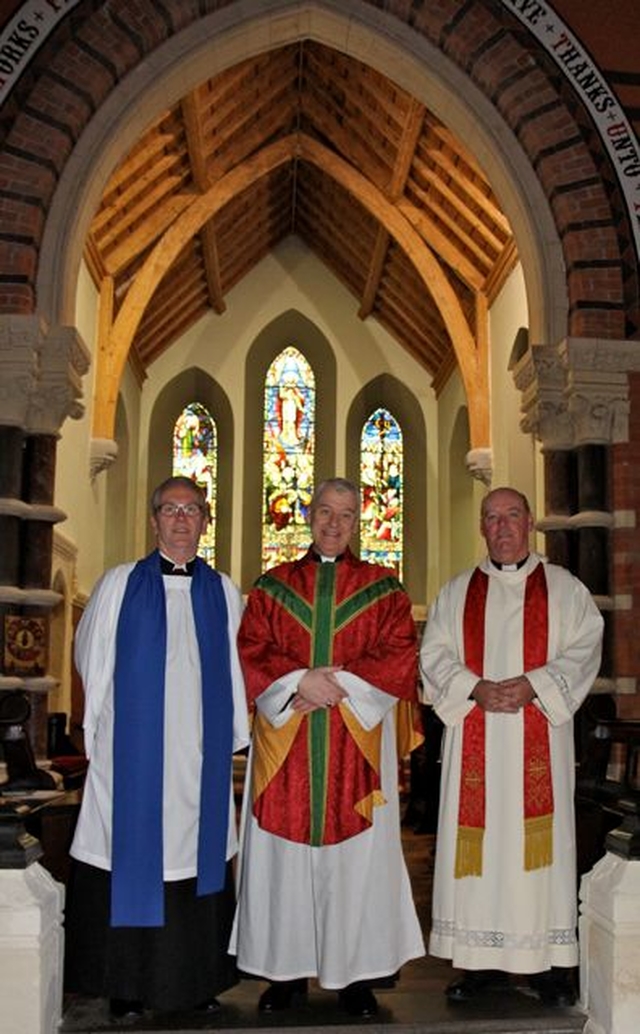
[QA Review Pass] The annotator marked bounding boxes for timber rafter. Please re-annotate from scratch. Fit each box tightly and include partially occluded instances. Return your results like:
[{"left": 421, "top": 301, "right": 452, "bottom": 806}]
[{"left": 86, "top": 40, "right": 515, "bottom": 452}]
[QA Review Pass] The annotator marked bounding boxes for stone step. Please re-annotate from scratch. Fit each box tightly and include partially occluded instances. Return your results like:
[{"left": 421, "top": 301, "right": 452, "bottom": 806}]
[{"left": 60, "top": 980, "right": 588, "bottom": 1034}]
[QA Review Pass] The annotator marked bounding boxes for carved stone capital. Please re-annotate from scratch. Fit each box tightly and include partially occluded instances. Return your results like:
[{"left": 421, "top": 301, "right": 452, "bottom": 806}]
[
  {"left": 566, "top": 383, "right": 630, "bottom": 444},
  {"left": 512, "top": 336, "right": 635, "bottom": 447},
  {"left": 28, "top": 324, "right": 91, "bottom": 435},
  {"left": 560, "top": 340, "right": 631, "bottom": 444},
  {"left": 512, "top": 342, "right": 573, "bottom": 447},
  {"left": 0, "top": 315, "right": 41, "bottom": 428},
  {"left": 0, "top": 315, "right": 91, "bottom": 435}
]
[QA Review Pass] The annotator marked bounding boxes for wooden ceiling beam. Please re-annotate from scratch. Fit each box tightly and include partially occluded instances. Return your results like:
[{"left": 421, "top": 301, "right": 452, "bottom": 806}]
[
  {"left": 427, "top": 118, "right": 487, "bottom": 179},
  {"left": 421, "top": 144, "right": 511, "bottom": 235},
  {"left": 404, "top": 180, "right": 496, "bottom": 272},
  {"left": 358, "top": 99, "right": 426, "bottom": 320},
  {"left": 302, "top": 91, "right": 391, "bottom": 183},
  {"left": 359, "top": 227, "right": 390, "bottom": 319},
  {"left": 411, "top": 156, "right": 506, "bottom": 252},
  {"left": 99, "top": 122, "right": 181, "bottom": 198},
  {"left": 204, "top": 72, "right": 298, "bottom": 163},
  {"left": 103, "top": 191, "right": 194, "bottom": 275},
  {"left": 92, "top": 152, "right": 187, "bottom": 239},
  {"left": 305, "top": 47, "right": 406, "bottom": 141},
  {"left": 182, "top": 89, "right": 226, "bottom": 313},
  {"left": 396, "top": 197, "right": 484, "bottom": 290},
  {"left": 389, "top": 98, "right": 425, "bottom": 198},
  {"left": 484, "top": 238, "right": 520, "bottom": 304},
  {"left": 182, "top": 88, "right": 209, "bottom": 189}
]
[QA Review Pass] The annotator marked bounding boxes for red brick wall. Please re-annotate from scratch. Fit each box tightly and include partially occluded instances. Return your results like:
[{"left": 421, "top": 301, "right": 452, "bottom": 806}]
[{"left": 611, "top": 372, "right": 640, "bottom": 714}]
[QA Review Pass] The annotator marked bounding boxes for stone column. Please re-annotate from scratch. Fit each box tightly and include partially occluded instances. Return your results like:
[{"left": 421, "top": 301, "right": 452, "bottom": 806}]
[
  {"left": 0, "top": 812, "right": 65, "bottom": 1034},
  {"left": 0, "top": 315, "right": 90, "bottom": 767},
  {"left": 579, "top": 816, "right": 640, "bottom": 1034},
  {"left": 513, "top": 336, "right": 640, "bottom": 692}
]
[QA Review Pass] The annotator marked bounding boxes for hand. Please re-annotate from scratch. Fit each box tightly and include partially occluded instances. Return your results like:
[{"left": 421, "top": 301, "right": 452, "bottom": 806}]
[
  {"left": 293, "top": 666, "right": 347, "bottom": 712},
  {"left": 472, "top": 676, "right": 535, "bottom": 713}
]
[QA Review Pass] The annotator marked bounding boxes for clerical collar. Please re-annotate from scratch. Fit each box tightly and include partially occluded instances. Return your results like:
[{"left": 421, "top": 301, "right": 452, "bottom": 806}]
[
  {"left": 490, "top": 554, "right": 529, "bottom": 572},
  {"left": 311, "top": 550, "right": 344, "bottom": 563},
  {"left": 160, "top": 553, "right": 196, "bottom": 576}
]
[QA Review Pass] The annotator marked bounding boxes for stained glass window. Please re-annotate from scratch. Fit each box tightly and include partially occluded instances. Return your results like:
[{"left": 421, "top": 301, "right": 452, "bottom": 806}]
[
  {"left": 262, "top": 346, "right": 315, "bottom": 569},
  {"left": 172, "top": 402, "right": 217, "bottom": 566},
  {"left": 360, "top": 407, "right": 403, "bottom": 576}
]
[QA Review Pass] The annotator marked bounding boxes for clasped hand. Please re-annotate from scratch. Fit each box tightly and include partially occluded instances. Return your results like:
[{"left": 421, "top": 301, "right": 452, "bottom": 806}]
[
  {"left": 472, "top": 675, "right": 535, "bottom": 712},
  {"left": 292, "top": 666, "right": 348, "bottom": 713}
]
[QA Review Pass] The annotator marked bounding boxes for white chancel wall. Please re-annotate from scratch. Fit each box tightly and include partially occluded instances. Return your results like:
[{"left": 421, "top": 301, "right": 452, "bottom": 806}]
[{"left": 55, "top": 236, "right": 533, "bottom": 608}]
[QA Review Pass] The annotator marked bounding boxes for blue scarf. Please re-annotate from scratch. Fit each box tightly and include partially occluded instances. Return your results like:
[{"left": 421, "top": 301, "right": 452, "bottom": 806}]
[{"left": 111, "top": 550, "right": 233, "bottom": 927}]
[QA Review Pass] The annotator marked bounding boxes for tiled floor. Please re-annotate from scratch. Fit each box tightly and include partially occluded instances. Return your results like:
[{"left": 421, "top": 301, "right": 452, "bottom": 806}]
[{"left": 60, "top": 831, "right": 587, "bottom": 1033}]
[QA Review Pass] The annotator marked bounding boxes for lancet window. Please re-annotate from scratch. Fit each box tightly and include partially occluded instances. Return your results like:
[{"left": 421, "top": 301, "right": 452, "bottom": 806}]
[
  {"left": 262, "top": 346, "right": 315, "bottom": 569},
  {"left": 360, "top": 407, "right": 403, "bottom": 577},
  {"left": 172, "top": 402, "right": 217, "bottom": 566}
]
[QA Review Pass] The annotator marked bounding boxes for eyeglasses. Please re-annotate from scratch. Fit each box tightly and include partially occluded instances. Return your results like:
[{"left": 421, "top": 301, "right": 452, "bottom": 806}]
[{"left": 156, "top": 502, "right": 204, "bottom": 518}]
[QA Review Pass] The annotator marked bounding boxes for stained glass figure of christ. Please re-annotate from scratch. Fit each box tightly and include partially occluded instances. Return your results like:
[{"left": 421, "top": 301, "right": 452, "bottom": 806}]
[{"left": 262, "top": 346, "right": 315, "bottom": 570}]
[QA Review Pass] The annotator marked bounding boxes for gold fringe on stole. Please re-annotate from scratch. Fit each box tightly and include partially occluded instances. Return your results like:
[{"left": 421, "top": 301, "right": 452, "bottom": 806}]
[
  {"left": 524, "top": 812, "right": 553, "bottom": 871},
  {"left": 454, "top": 825, "right": 484, "bottom": 879}
]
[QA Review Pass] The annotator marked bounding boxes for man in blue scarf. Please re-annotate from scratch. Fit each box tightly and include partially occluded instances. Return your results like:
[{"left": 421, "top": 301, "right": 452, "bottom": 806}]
[{"left": 64, "top": 477, "right": 250, "bottom": 1020}]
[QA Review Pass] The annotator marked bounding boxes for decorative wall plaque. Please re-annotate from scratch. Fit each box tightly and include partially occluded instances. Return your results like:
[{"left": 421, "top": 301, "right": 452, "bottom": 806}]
[{"left": 4, "top": 616, "right": 47, "bottom": 675}]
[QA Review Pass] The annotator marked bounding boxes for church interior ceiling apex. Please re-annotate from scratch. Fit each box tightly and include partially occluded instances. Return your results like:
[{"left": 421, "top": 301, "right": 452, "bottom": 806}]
[{"left": 84, "top": 39, "right": 516, "bottom": 392}]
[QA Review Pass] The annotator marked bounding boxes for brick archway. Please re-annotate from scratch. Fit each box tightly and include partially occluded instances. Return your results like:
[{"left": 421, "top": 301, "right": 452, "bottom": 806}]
[{"left": 0, "top": 0, "right": 636, "bottom": 341}]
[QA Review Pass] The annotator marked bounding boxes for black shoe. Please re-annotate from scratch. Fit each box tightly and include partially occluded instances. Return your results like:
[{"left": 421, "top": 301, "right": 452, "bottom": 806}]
[
  {"left": 338, "top": 984, "right": 378, "bottom": 1017},
  {"left": 258, "top": 979, "right": 308, "bottom": 1012},
  {"left": 195, "top": 997, "right": 221, "bottom": 1013},
  {"left": 529, "top": 969, "right": 577, "bottom": 1008},
  {"left": 445, "top": 970, "right": 510, "bottom": 1002},
  {"left": 109, "top": 998, "right": 144, "bottom": 1021}
]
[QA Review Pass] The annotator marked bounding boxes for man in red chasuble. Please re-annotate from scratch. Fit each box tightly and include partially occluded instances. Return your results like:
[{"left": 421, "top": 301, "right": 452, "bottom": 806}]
[
  {"left": 230, "top": 478, "right": 425, "bottom": 1017},
  {"left": 420, "top": 488, "right": 603, "bottom": 1008}
]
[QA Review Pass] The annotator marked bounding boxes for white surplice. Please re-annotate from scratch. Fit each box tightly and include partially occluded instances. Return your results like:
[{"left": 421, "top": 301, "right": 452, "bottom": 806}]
[
  {"left": 419, "top": 553, "right": 603, "bottom": 973},
  {"left": 70, "top": 563, "right": 250, "bottom": 878}
]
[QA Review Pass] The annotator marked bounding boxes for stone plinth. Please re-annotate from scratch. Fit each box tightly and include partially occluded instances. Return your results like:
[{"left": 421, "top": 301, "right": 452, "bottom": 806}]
[
  {"left": 579, "top": 852, "right": 640, "bottom": 1034},
  {"left": 0, "top": 863, "right": 64, "bottom": 1034}
]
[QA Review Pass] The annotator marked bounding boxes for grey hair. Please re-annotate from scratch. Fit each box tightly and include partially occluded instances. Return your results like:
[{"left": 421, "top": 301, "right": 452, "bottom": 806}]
[
  {"left": 150, "top": 476, "right": 206, "bottom": 513},
  {"left": 310, "top": 478, "right": 360, "bottom": 511}
]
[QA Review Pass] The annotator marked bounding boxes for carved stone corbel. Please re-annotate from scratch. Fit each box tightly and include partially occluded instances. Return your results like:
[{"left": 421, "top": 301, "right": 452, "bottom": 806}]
[
  {"left": 465, "top": 447, "right": 493, "bottom": 485},
  {"left": 90, "top": 437, "right": 119, "bottom": 480}
]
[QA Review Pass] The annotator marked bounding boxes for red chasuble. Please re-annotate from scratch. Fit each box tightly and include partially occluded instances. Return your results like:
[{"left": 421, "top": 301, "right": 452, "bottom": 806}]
[
  {"left": 238, "top": 548, "right": 419, "bottom": 846},
  {"left": 456, "top": 562, "right": 554, "bottom": 877}
]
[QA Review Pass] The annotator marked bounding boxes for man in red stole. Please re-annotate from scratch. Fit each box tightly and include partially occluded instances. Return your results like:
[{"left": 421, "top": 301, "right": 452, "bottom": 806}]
[
  {"left": 420, "top": 488, "right": 603, "bottom": 1007},
  {"left": 230, "top": 478, "right": 425, "bottom": 1017}
]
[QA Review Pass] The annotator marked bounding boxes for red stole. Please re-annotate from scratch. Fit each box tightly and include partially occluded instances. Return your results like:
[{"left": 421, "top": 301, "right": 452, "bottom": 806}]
[{"left": 456, "top": 562, "right": 554, "bottom": 878}]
